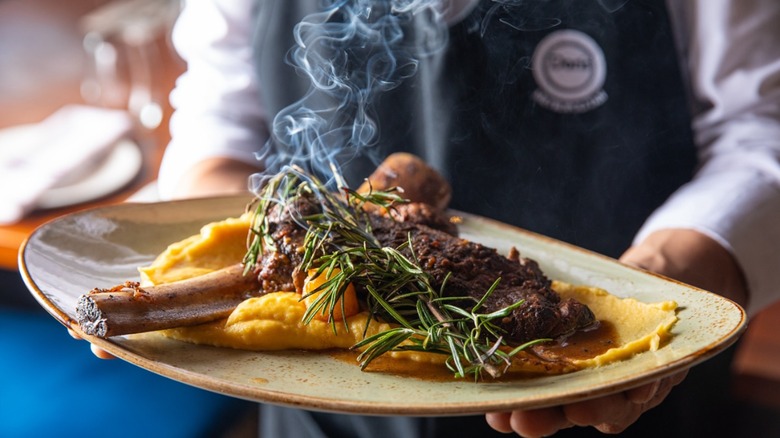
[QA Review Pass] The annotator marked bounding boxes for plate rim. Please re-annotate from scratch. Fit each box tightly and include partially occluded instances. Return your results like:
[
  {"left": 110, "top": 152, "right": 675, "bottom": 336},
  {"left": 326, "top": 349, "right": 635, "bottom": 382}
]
[{"left": 18, "top": 195, "right": 748, "bottom": 415}]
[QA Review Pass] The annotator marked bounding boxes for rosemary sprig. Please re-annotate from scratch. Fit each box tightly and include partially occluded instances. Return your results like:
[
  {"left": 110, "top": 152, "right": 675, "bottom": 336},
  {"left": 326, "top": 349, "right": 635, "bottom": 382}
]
[
  {"left": 244, "top": 167, "right": 548, "bottom": 380},
  {"left": 243, "top": 169, "right": 302, "bottom": 273}
]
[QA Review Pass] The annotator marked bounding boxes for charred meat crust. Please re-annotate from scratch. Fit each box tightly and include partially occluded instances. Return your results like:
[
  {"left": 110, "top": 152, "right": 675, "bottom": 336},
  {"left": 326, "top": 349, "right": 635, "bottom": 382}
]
[{"left": 369, "top": 217, "right": 596, "bottom": 343}]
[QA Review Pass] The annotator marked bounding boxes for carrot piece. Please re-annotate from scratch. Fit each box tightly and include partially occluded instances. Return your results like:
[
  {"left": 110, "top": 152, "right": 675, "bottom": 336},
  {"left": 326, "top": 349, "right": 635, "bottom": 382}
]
[{"left": 302, "top": 269, "right": 359, "bottom": 322}]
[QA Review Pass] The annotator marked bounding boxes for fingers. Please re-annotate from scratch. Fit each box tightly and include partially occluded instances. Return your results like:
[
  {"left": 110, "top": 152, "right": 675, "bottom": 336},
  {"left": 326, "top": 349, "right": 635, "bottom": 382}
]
[
  {"left": 68, "top": 327, "right": 116, "bottom": 360},
  {"left": 486, "top": 373, "right": 688, "bottom": 436},
  {"left": 565, "top": 373, "right": 688, "bottom": 434},
  {"left": 486, "top": 407, "right": 572, "bottom": 438},
  {"left": 626, "top": 370, "right": 687, "bottom": 404},
  {"left": 562, "top": 391, "right": 638, "bottom": 434},
  {"left": 67, "top": 327, "right": 82, "bottom": 340},
  {"left": 511, "top": 408, "right": 573, "bottom": 437},
  {"left": 619, "top": 243, "right": 665, "bottom": 273},
  {"left": 90, "top": 343, "right": 117, "bottom": 360},
  {"left": 625, "top": 379, "right": 660, "bottom": 404},
  {"left": 484, "top": 412, "right": 513, "bottom": 434}
]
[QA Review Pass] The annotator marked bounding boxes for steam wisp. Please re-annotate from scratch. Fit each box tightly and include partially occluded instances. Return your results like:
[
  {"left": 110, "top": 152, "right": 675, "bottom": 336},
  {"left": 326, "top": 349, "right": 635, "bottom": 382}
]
[{"left": 252, "top": 0, "right": 449, "bottom": 192}]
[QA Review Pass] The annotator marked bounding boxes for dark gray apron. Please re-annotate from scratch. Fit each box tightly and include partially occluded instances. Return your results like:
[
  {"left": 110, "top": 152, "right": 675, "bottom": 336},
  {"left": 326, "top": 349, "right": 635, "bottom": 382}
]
[
  {"left": 253, "top": 0, "right": 696, "bottom": 258},
  {"left": 252, "top": 1, "right": 733, "bottom": 436}
]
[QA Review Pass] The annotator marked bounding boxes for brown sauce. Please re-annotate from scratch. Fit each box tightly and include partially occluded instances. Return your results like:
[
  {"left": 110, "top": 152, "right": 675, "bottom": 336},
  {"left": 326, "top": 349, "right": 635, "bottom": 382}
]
[
  {"left": 534, "top": 320, "right": 618, "bottom": 361},
  {"left": 330, "top": 350, "right": 457, "bottom": 382},
  {"left": 329, "top": 321, "right": 619, "bottom": 382}
]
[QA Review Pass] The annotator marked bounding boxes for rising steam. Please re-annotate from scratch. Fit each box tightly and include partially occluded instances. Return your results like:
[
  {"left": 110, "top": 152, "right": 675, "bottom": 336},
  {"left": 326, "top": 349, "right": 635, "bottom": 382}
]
[{"left": 251, "top": 0, "right": 449, "bottom": 192}]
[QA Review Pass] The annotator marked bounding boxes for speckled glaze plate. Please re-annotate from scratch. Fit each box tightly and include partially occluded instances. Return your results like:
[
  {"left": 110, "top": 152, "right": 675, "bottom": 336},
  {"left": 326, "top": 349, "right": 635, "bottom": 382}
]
[{"left": 19, "top": 196, "right": 746, "bottom": 415}]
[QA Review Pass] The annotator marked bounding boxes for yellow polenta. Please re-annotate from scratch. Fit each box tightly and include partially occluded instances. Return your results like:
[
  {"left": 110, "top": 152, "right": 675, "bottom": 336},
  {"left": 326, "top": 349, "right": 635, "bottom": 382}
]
[
  {"left": 139, "top": 214, "right": 252, "bottom": 284},
  {"left": 552, "top": 281, "right": 677, "bottom": 368},
  {"left": 139, "top": 215, "right": 678, "bottom": 372}
]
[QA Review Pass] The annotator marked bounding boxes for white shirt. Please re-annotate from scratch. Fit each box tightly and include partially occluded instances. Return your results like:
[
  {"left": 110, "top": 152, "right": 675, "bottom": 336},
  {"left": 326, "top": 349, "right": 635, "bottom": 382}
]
[{"left": 160, "top": 0, "right": 780, "bottom": 315}]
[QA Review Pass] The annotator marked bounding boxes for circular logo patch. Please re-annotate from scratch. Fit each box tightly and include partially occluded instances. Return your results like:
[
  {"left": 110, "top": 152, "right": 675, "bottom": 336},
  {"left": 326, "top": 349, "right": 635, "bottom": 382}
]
[{"left": 531, "top": 29, "right": 608, "bottom": 113}]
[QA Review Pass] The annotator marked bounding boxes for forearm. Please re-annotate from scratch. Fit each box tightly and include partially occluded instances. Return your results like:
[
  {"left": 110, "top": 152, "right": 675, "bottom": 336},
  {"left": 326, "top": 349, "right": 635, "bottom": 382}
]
[
  {"left": 159, "top": 0, "right": 268, "bottom": 200},
  {"left": 640, "top": 0, "right": 780, "bottom": 315},
  {"left": 165, "top": 157, "right": 261, "bottom": 199}
]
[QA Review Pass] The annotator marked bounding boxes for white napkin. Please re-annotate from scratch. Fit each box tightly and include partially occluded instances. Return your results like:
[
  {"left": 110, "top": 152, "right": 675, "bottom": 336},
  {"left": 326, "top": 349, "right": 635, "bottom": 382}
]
[{"left": 0, "top": 105, "right": 133, "bottom": 224}]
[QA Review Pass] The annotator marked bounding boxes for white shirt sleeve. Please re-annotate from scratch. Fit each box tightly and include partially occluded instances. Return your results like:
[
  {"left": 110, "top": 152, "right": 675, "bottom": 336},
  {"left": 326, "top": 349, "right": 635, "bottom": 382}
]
[
  {"left": 162, "top": 0, "right": 780, "bottom": 313},
  {"left": 638, "top": 0, "right": 780, "bottom": 315},
  {"left": 157, "top": 0, "right": 267, "bottom": 199}
]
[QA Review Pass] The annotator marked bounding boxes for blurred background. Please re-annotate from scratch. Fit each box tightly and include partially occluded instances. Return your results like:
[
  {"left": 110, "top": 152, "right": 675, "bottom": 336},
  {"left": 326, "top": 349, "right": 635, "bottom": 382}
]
[
  {"left": 0, "top": 0, "right": 255, "bottom": 436},
  {"left": 0, "top": 0, "right": 778, "bottom": 436}
]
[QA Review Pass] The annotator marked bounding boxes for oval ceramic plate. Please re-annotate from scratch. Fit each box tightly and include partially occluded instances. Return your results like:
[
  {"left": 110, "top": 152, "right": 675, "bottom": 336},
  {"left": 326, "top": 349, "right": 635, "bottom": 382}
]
[{"left": 19, "top": 196, "right": 746, "bottom": 415}]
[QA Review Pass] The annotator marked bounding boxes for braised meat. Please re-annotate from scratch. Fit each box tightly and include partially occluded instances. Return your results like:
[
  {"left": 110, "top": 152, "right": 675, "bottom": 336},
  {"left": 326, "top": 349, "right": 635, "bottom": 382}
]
[
  {"left": 257, "top": 194, "right": 596, "bottom": 344},
  {"left": 370, "top": 215, "right": 596, "bottom": 343}
]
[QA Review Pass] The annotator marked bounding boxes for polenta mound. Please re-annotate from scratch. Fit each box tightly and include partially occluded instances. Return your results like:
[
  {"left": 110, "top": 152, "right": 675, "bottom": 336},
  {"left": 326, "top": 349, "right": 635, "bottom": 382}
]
[{"left": 138, "top": 216, "right": 678, "bottom": 376}]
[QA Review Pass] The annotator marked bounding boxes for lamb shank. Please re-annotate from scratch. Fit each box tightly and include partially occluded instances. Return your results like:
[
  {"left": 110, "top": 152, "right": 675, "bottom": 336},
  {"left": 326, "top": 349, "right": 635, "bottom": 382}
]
[{"left": 77, "top": 153, "right": 595, "bottom": 347}]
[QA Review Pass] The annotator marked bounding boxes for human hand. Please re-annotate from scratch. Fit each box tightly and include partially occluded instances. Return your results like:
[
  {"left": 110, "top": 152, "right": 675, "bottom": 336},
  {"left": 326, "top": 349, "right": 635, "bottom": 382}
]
[
  {"left": 67, "top": 327, "right": 116, "bottom": 360},
  {"left": 485, "top": 228, "right": 747, "bottom": 437},
  {"left": 168, "top": 157, "right": 261, "bottom": 200},
  {"left": 485, "top": 370, "right": 687, "bottom": 436},
  {"left": 619, "top": 228, "right": 747, "bottom": 306}
]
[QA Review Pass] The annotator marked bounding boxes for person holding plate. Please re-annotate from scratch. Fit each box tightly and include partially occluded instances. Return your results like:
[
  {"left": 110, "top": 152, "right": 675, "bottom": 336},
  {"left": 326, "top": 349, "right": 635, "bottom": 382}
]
[{"left": 84, "top": 0, "right": 780, "bottom": 437}]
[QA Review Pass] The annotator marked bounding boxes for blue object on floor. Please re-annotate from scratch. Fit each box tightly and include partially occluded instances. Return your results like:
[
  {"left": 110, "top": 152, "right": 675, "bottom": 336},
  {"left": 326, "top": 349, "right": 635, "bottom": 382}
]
[{"left": 0, "top": 309, "right": 250, "bottom": 438}]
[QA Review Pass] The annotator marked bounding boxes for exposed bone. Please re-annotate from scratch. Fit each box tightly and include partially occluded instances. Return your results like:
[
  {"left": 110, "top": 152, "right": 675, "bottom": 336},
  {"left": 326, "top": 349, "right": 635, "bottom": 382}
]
[
  {"left": 77, "top": 153, "right": 453, "bottom": 338},
  {"left": 77, "top": 264, "right": 258, "bottom": 337}
]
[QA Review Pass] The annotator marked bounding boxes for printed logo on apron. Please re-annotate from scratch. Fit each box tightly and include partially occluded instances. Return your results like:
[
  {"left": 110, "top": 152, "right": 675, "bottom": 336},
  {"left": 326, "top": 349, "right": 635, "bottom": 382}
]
[{"left": 531, "top": 29, "right": 608, "bottom": 113}]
